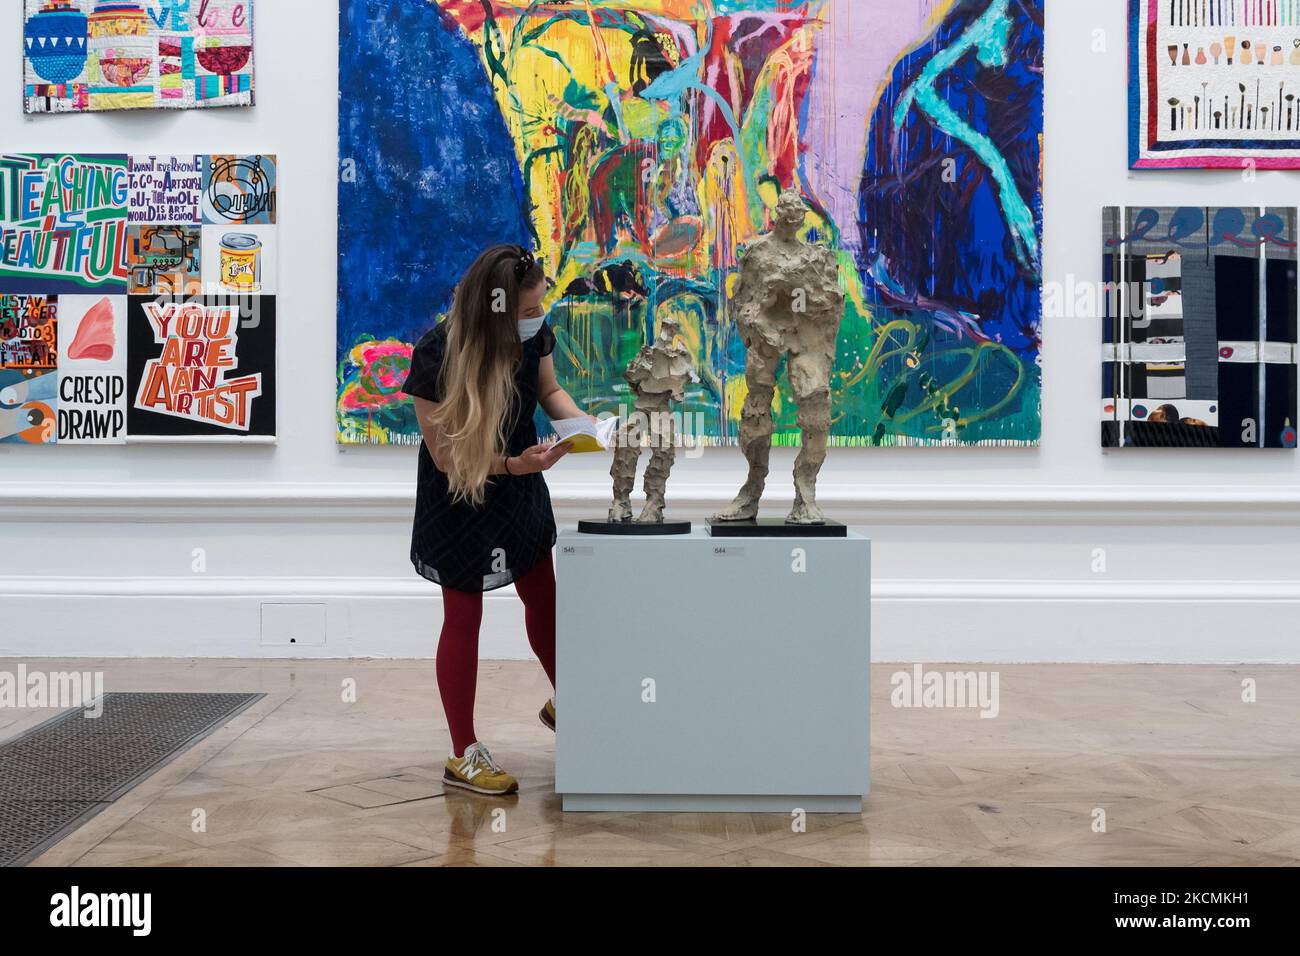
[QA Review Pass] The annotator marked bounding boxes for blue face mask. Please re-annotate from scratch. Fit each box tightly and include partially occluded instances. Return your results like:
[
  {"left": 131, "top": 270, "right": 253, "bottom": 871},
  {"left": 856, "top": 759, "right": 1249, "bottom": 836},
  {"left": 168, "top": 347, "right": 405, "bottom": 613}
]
[{"left": 518, "top": 316, "right": 545, "bottom": 341}]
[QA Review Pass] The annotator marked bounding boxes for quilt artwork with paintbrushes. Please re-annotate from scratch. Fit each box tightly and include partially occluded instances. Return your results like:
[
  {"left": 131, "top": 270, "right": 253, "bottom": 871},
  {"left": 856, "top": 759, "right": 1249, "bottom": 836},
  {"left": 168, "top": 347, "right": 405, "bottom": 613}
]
[{"left": 1131, "top": 0, "right": 1300, "bottom": 168}]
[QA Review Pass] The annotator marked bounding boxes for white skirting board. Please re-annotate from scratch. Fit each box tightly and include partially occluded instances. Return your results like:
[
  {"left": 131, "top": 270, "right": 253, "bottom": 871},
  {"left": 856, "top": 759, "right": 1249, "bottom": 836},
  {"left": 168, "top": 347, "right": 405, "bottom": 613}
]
[
  {"left": 0, "top": 576, "right": 1298, "bottom": 662},
  {"left": 2, "top": 481, "right": 1300, "bottom": 662}
]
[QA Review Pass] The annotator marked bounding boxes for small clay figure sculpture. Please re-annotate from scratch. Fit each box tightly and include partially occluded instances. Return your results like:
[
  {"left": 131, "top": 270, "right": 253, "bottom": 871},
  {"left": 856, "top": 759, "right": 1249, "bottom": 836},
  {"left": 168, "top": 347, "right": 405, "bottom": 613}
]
[
  {"left": 609, "top": 315, "right": 697, "bottom": 524},
  {"left": 713, "top": 189, "right": 845, "bottom": 525}
]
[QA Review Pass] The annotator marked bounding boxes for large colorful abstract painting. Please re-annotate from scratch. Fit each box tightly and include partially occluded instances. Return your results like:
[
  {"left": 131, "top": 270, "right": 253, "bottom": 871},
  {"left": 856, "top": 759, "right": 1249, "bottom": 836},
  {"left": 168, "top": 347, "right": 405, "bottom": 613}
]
[
  {"left": 1129, "top": 0, "right": 1300, "bottom": 169},
  {"left": 0, "top": 153, "right": 277, "bottom": 444},
  {"left": 337, "top": 0, "right": 1044, "bottom": 447},
  {"left": 23, "top": 0, "right": 255, "bottom": 114},
  {"left": 1102, "top": 206, "right": 1298, "bottom": 448}
]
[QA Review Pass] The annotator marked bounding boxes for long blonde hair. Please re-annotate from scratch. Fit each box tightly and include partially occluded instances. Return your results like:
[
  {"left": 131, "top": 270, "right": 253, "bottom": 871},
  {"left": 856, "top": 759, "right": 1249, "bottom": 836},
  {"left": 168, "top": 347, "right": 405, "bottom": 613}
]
[{"left": 427, "top": 245, "right": 545, "bottom": 505}]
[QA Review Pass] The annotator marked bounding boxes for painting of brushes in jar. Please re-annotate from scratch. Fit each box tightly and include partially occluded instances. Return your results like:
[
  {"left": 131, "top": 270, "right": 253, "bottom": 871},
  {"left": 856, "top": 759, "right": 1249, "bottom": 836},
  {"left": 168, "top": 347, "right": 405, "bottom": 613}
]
[{"left": 1132, "top": 0, "right": 1300, "bottom": 167}]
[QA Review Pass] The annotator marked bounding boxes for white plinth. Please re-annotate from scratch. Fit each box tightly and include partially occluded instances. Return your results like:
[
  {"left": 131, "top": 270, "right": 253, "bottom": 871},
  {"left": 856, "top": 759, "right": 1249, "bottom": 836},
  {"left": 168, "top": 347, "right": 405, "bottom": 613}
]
[{"left": 555, "top": 527, "right": 871, "bottom": 813}]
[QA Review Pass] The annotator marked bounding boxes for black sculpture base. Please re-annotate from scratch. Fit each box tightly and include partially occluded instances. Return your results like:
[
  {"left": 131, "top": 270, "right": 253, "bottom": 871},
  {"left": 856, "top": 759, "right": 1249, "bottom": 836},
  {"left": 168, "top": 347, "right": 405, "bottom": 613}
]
[
  {"left": 707, "top": 517, "right": 847, "bottom": 538},
  {"left": 578, "top": 519, "right": 693, "bottom": 536}
]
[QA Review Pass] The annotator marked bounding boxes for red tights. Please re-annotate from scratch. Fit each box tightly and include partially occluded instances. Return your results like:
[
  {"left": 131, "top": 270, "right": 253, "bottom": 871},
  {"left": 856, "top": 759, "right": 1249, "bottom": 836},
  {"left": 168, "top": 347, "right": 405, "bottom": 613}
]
[{"left": 437, "top": 554, "right": 556, "bottom": 758}]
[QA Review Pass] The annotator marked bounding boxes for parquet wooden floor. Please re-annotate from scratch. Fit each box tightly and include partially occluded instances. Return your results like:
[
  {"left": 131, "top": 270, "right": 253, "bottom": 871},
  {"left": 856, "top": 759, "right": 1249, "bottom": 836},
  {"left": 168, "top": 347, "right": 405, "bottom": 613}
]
[{"left": 4, "top": 660, "right": 1294, "bottom": 867}]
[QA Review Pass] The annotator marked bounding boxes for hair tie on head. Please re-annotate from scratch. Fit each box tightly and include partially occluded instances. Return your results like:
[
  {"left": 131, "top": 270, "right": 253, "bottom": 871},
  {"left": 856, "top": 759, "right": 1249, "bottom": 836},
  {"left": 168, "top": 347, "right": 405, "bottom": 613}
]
[{"left": 513, "top": 247, "right": 537, "bottom": 281}]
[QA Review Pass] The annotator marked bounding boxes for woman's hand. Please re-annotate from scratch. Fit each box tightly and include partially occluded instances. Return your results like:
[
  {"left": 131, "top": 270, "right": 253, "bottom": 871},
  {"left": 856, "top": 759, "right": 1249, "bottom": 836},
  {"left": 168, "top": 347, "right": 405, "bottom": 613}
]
[{"left": 510, "top": 441, "right": 572, "bottom": 475}]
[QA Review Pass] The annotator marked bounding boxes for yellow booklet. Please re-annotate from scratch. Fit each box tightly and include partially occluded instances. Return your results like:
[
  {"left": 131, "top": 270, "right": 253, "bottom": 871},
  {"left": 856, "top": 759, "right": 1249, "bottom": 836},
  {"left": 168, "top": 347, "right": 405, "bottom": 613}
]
[{"left": 553, "top": 416, "right": 620, "bottom": 453}]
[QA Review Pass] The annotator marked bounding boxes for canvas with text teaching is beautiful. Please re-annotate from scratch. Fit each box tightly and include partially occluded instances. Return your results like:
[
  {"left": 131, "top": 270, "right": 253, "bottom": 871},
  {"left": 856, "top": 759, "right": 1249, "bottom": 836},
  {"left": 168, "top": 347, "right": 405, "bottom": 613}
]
[{"left": 0, "top": 153, "right": 277, "bottom": 444}]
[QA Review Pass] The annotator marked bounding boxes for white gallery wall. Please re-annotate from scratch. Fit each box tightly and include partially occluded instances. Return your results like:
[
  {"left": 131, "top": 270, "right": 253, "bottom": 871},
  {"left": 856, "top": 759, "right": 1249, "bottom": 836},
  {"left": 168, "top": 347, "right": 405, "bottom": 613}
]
[{"left": 2, "top": 0, "right": 1298, "bottom": 662}]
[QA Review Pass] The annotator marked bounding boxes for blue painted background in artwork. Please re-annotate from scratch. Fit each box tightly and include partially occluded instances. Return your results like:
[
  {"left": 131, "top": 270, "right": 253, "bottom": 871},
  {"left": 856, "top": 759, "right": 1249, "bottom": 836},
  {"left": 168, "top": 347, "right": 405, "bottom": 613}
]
[{"left": 337, "top": 0, "right": 528, "bottom": 366}]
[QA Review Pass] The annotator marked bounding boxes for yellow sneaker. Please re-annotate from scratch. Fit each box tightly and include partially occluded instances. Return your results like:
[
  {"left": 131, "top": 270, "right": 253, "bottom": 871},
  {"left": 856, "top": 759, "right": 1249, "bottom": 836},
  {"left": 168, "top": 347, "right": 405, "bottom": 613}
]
[
  {"left": 539, "top": 697, "right": 555, "bottom": 732},
  {"left": 443, "top": 742, "right": 518, "bottom": 796}
]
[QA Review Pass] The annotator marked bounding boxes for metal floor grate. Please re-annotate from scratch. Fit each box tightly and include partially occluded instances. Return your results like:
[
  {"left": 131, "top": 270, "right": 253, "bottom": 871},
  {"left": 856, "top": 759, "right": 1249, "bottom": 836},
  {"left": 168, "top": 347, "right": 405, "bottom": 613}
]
[{"left": 0, "top": 692, "right": 263, "bottom": 866}]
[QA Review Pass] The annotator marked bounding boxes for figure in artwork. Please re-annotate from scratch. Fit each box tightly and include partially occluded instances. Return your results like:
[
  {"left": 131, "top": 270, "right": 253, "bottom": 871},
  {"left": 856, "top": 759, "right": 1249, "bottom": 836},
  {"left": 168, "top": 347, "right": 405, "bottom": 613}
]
[
  {"left": 609, "top": 315, "right": 697, "bottom": 524},
  {"left": 713, "top": 190, "right": 845, "bottom": 525}
]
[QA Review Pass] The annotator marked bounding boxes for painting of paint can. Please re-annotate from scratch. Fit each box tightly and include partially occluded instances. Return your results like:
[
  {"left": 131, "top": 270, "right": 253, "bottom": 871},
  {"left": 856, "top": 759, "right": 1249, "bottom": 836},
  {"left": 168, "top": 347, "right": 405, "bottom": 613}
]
[{"left": 219, "top": 232, "right": 261, "bottom": 293}]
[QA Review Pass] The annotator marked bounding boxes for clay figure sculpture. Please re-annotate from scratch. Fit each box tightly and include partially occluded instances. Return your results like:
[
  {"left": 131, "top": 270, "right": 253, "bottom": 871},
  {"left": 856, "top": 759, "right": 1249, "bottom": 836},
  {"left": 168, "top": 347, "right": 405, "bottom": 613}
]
[
  {"left": 609, "top": 315, "right": 698, "bottom": 524},
  {"left": 713, "top": 189, "right": 845, "bottom": 525}
]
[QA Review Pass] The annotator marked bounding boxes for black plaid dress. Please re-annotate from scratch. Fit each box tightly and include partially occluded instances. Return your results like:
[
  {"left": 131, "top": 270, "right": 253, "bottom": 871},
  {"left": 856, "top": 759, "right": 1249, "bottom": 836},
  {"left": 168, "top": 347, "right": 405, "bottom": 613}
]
[{"left": 401, "top": 321, "right": 558, "bottom": 593}]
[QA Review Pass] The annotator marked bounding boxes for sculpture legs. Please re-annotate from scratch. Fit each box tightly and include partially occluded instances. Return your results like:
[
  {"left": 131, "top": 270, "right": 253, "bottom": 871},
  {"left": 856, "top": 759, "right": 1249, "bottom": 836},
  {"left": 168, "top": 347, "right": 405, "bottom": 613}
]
[
  {"left": 637, "top": 445, "right": 674, "bottom": 523},
  {"left": 634, "top": 405, "right": 676, "bottom": 522},
  {"left": 789, "top": 386, "right": 830, "bottom": 524},
  {"left": 636, "top": 410, "right": 675, "bottom": 523},
  {"left": 713, "top": 379, "right": 775, "bottom": 521},
  {"left": 608, "top": 419, "right": 643, "bottom": 522},
  {"left": 610, "top": 404, "right": 678, "bottom": 524}
]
